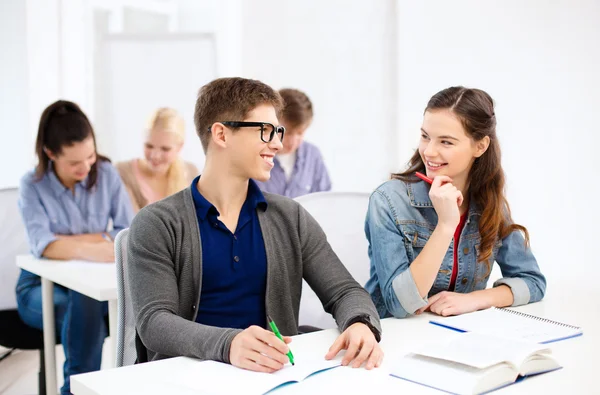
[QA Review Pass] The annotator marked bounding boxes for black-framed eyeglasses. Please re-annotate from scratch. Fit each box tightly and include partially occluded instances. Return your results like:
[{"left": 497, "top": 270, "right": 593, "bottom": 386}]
[{"left": 216, "top": 121, "right": 285, "bottom": 143}]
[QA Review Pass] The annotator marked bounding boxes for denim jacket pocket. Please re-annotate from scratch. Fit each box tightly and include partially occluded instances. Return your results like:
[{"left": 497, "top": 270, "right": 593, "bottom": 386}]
[{"left": 401, "top": 225, "right": 433, "bottom": 262}]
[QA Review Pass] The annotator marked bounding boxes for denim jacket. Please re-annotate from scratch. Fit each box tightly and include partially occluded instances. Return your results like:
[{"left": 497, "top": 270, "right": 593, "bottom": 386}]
[{"left": 364, "top": 179, "right": 546, "bottom": 319}]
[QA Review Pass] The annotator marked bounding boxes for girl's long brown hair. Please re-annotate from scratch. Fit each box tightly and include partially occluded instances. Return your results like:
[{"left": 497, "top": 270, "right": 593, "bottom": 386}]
[
  {"left": 34, "top": 100, "right": 109, "bottom": 189},
  {"left": 393, "top": 86, "right": 529, "bottom": 264}
]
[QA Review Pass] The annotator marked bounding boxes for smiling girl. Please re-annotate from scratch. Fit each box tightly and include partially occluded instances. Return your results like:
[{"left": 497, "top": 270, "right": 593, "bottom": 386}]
[
  {"left": 365, "top": 86, "right": 546, "bottom": 319},
  {"left": 117, "top": 107, "right": 199, "bottom": 212},
  {"left": 17, "top": 100, "right": 133, "bottom": 394}
]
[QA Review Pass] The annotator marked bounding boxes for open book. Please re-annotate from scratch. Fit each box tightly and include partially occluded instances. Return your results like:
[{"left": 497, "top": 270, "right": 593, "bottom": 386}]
[
  {"left": 390, "top": 332, "right": 561, "bottom": 395},
  {"left": 168, "top": 358, "right": 341, "bottom": 395},
  {"left": 430, "top": 307, "right": 582, "bottom": 344}
]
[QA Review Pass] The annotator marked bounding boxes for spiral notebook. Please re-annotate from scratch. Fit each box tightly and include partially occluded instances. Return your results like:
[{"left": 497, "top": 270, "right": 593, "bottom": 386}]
[{"left": 430, "top": 307, "right": 582, "bottom": 344}]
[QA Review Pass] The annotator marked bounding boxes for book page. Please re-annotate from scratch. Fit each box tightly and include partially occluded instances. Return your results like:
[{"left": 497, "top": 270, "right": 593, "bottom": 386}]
[
  {"left": 520, "top": 353, "right": 561, "bottom": 376},
  {"left": 271, "top": 358, "right": 341, "bottom": 384},
  {"left": 431, "top": 308, "right": 581, "bottom": 344},
  {"left": 168, "top": 361, "right": 282, "bottom": 395},
  {"left": 168, "top": 359, "right": 340, "bottom": 395},
  {"left": 414, "top": 332, "right": 550, "bottom": 370}
]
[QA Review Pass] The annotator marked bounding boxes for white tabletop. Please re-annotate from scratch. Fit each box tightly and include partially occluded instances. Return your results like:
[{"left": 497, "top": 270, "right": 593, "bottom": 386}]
[
  {"left": 16, "top": 254, "right": 117, "bottom": 301},
  {"left": 71, "top": 283, "right": 600, "bottom": 395}
]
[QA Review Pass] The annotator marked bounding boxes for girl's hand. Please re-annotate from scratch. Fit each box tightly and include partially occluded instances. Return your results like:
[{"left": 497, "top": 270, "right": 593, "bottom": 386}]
[
  {"left": 416, "top": 291, "right": 484, "bottom": 317},
  {"left": 429, "top": 176, "right": 463, "bottom": 231},
  {"left": 85, "top": 242, "right": 115, "bottom": 263}
]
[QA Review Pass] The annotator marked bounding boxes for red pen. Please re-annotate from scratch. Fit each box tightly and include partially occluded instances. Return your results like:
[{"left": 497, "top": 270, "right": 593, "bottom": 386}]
[{"left": 415, "top": 171, "right": 433, "bottom": 184}]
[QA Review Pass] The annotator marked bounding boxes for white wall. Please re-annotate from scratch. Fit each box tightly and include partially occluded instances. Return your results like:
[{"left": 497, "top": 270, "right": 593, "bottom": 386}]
[
  {"left": 176, "top": 0, "right": 243, "bottom": 77},
  {"left": 241, "top": 0, "right": 398, "bottom": 193},
  {"left": 0, "top": 0, "right": 92, "bottom": 189},
  {"left": 396, "top": 0, "right": 600, "bottom": 281},
  {"left": 3, "top": 1, "right": 598, "bottom": 284},
  {"left": 0, "top": 0, "right": 30, "bottom": 189}
]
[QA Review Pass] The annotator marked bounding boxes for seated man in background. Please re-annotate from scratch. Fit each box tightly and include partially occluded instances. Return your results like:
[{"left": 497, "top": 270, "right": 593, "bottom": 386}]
[
  {"left": 255, "top": 88, "right": 331, "bottom": 198},
  {"left": 127, "top": 77, "right": 383, "bottom": 373}
]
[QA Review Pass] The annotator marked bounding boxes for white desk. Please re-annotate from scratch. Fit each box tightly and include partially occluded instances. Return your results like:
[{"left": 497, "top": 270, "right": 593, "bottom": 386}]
[
  {"left": 16, "top": 254, "right": 118, "bottom": 395},
  {"left": 71, "top": 287, "right": 600, "bottom": 395}
]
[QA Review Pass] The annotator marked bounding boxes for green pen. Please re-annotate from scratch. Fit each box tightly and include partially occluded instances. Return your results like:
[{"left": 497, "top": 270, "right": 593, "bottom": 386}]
[{"left": 267, "top": 315, "right": 295, "bottom": 366}]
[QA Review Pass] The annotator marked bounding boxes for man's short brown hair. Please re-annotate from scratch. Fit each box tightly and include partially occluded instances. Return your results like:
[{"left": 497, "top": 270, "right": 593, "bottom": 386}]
[
  {"left": 194, "top": 77, "right": 284, "bottom": 152},
  {"left": 279, "top": 88, "right": 313, "bottom": 129}
]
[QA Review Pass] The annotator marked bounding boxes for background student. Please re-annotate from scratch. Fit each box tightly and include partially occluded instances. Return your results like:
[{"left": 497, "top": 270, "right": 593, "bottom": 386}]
[
  {"left": 128, "top": 77, "right": 383, "bottom": 373},
  {"left": 117, "top": 107, "right": 199, "bottom": 212},
  {"left": 365, "top": 86, "right": 546, "bottom": 319},
  {"left": 255, "top": 88, "right": 331, "bottom": 198},
  {"left": 16, "top": 100, "right": 134, "bottom": 395}
]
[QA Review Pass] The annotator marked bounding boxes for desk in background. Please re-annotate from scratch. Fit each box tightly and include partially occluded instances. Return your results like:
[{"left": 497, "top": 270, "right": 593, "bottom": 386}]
[{"left": 16, "top": 254, "right": 118, "bottom": 395}]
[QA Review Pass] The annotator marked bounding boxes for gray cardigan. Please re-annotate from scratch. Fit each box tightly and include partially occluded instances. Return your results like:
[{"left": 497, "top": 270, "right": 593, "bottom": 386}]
[{"left": 128, "top": 186, "right": 381, "bottom": 363}]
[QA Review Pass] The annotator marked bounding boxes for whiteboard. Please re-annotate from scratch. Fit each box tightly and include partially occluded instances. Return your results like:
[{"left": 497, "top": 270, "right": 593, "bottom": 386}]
[{"left": 94, "top": 34, "right": 217, "bottom": 172}]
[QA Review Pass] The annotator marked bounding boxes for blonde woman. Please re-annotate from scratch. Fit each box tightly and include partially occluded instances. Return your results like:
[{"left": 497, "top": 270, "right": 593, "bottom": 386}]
[{"left": 117, "top": 108, "right": 199, "bottom": 212}]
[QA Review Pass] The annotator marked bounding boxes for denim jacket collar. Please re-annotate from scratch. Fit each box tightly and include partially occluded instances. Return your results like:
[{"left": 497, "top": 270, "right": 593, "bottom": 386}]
[{"left": 406, "top": 180, "right": 480, "bottom": 219}]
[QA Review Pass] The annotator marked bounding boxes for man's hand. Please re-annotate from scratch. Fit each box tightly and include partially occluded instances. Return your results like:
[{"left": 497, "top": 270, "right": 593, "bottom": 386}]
[
  {"left": 230, "top": 326, "right": 292, "bottom": 373},
  {"left": 325, "top": 323, "right": 383, "bottom": 370}
]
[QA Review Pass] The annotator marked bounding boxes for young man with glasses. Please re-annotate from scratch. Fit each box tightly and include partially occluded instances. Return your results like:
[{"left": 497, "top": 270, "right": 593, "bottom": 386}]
[{"left": 127, "top": 77, "right": 383, "bottom": 373}]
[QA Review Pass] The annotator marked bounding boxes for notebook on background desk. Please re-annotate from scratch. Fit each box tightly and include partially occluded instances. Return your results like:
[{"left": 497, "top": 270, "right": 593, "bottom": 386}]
[{"left": 429, "top": 307, "right": 582, "bottom": 344}]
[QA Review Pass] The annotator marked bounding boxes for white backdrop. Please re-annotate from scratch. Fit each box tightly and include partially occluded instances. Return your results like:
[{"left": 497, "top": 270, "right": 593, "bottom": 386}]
[
  {"left": 1, "top": 0, "right": 598, "bottom": 282},
  {"left": 395, "top": 0, "right": 600, "bottom": 281},
  {"left": 0, "top": 0, "right": 31, "bottom": 189}
]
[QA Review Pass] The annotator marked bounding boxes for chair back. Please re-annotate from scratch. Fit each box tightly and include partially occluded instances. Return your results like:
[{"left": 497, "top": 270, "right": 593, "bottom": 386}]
[
  {"left": 115, "top": 228, "right": 137, "bottom": 367},
  {"left": 0, "top": 188, "right": 30, "bottom": 310},
  {"left": 294, "top": 191, "right": 371, "bottom": 329}
]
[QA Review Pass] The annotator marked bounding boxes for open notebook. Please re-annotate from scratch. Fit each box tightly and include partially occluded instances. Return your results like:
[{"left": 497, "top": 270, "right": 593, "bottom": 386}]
[
  {"left": 390, "top": 332, "right": 562, "bottom": 395},
  {"left": 168, "top": 359, "right": 340, "bottom": 395},
  {"left": 430, "top": 307, "right": 582, "bottom": 344}
]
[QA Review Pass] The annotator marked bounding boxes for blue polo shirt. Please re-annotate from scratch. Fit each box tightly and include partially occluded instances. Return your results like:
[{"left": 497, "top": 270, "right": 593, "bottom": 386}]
[{"left": 191, "top": 176, "right": 268, "bottom": 329}]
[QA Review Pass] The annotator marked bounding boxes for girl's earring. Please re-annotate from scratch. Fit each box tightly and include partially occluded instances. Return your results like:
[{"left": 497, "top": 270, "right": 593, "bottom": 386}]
[{"left": 44, "top": 147, "right": 53, "bottom": 163}]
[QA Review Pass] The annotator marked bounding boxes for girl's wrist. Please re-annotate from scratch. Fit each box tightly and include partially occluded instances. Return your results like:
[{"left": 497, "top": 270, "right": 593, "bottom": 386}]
[
  {"left": 473, "top": 291, "right": 493, "bottom": 310},
  {"left": 434, "top": 223, "right": 456, "bottom": 238}
]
